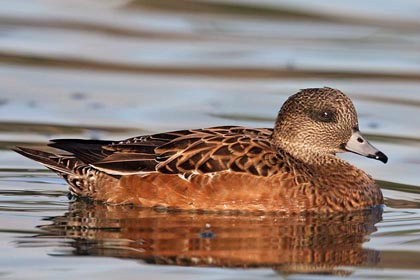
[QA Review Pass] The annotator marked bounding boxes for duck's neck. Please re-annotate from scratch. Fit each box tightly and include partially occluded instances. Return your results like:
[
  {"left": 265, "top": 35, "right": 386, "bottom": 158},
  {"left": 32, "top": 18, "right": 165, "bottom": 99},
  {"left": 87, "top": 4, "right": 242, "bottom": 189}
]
[{"left": 274, "top": 139, "right": 343, "bottom": 166}]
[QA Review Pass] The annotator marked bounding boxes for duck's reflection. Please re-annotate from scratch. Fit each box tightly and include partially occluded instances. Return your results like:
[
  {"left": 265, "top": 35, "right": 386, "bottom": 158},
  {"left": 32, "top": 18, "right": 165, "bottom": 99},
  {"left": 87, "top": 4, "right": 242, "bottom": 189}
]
[{"left": 36, "top": 201, "right": 382, "bottom": 275}]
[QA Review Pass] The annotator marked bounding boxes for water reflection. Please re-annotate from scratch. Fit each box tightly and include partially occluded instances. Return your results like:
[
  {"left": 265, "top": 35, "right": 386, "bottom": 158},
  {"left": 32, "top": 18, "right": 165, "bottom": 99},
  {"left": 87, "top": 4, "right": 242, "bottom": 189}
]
[{"left": 32, "top": 201, "right": 383, "bottom": 275}]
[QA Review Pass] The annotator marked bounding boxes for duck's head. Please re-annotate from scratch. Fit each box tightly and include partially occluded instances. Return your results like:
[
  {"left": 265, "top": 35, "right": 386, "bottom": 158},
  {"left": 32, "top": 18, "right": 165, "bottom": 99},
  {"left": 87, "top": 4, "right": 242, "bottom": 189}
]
[{"left": 272, "top": 87, "right": 387, "bottom": 164}]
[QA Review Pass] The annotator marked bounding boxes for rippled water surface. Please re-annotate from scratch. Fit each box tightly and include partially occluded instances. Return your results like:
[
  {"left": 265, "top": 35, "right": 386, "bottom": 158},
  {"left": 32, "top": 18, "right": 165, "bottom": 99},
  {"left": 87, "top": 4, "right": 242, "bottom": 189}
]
[{"left": 1, "top": 1, "right": 420, "bottom": 279}]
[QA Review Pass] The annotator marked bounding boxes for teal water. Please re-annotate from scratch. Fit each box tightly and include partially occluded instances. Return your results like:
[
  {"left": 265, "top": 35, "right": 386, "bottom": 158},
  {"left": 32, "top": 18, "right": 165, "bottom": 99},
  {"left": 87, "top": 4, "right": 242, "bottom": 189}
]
[{"left": 1, "top": 1, "right": 420, "bottom": 279}]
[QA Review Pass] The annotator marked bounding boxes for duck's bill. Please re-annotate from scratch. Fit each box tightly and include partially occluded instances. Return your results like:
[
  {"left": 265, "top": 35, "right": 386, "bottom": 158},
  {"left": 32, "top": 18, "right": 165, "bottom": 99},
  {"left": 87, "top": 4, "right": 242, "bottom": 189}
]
[{"left": 343, "top": 130, "right": 388, "bottom": 164}]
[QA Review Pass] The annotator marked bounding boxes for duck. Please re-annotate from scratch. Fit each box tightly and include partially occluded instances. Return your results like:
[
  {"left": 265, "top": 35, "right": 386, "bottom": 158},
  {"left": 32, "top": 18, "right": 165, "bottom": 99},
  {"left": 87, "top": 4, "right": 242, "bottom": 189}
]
[{"left": 14, "top": 87, "right": 387, "bottom": 213}]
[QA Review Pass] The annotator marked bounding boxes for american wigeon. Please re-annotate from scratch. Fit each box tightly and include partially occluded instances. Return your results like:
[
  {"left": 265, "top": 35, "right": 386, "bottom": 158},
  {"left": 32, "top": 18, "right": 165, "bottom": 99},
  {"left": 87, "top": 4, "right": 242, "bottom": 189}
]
[{"left": 14, "top": 87, "right": 387, "bottom": 212}]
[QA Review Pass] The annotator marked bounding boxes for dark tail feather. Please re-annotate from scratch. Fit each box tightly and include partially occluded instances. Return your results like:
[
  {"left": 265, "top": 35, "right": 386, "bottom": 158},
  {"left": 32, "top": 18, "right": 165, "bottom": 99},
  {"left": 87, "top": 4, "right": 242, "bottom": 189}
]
[
  {"left": 14, "top": 146, "right": 100, "bottom": 197},
  {"left": 48, "top": 139, "right": 113, "bottom": 164},
  {"left": 13, "top": 146, "right": 78, "bottom": 175}
]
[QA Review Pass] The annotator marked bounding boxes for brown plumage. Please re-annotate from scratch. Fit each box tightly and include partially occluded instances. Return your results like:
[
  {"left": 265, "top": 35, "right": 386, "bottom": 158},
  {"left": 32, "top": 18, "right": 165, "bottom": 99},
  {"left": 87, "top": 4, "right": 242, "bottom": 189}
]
[{"left": 14, "top": 87, "right": 387, "bottom": 212}]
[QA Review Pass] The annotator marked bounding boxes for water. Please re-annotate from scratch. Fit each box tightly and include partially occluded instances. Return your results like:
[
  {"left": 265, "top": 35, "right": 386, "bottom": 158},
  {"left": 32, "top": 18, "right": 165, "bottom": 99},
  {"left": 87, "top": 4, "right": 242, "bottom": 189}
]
[{"left": 1, "top": 0, "right": 420, "bottom": 279}]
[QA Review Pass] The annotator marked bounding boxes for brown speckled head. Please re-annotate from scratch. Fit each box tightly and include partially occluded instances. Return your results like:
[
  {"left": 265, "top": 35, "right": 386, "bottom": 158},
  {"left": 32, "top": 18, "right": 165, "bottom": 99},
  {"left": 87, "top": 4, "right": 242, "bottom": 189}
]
[{"left": 272, "top": 87, "right": 369, "bottom": 163}]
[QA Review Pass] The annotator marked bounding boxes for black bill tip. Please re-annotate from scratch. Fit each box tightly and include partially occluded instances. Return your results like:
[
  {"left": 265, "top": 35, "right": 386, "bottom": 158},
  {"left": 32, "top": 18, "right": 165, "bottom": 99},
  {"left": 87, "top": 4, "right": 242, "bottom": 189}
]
[{"left": 368, "top": 151, "right": 388, "bottom": 164}]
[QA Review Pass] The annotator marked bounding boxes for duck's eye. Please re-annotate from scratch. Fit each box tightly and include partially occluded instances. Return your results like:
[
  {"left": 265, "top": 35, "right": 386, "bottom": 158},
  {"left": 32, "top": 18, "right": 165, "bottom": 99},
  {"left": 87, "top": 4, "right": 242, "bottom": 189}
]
[{"left": 317, "top": 110, "right": 335, "bottom": 122}]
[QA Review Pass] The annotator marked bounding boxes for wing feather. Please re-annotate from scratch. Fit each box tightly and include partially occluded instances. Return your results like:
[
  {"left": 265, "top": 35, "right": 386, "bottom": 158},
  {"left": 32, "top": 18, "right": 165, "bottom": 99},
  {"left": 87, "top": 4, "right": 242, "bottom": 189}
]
[{"left": 51, "top": 126, "right": 283, "bottom": 176}]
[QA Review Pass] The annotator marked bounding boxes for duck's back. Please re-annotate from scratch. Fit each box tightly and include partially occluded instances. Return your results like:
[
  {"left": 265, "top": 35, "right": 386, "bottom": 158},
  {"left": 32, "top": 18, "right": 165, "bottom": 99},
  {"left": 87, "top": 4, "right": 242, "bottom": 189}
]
[{"left": 48, "top": 126, "right": 279, "bottom": 175}]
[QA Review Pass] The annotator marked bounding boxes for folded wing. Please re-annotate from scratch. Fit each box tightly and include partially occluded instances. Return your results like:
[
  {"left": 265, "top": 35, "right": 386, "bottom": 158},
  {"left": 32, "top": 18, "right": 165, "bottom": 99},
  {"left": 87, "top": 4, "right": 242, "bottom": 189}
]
[{"left": 49, "top": 126, "right": 282, "bottom": 177}]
